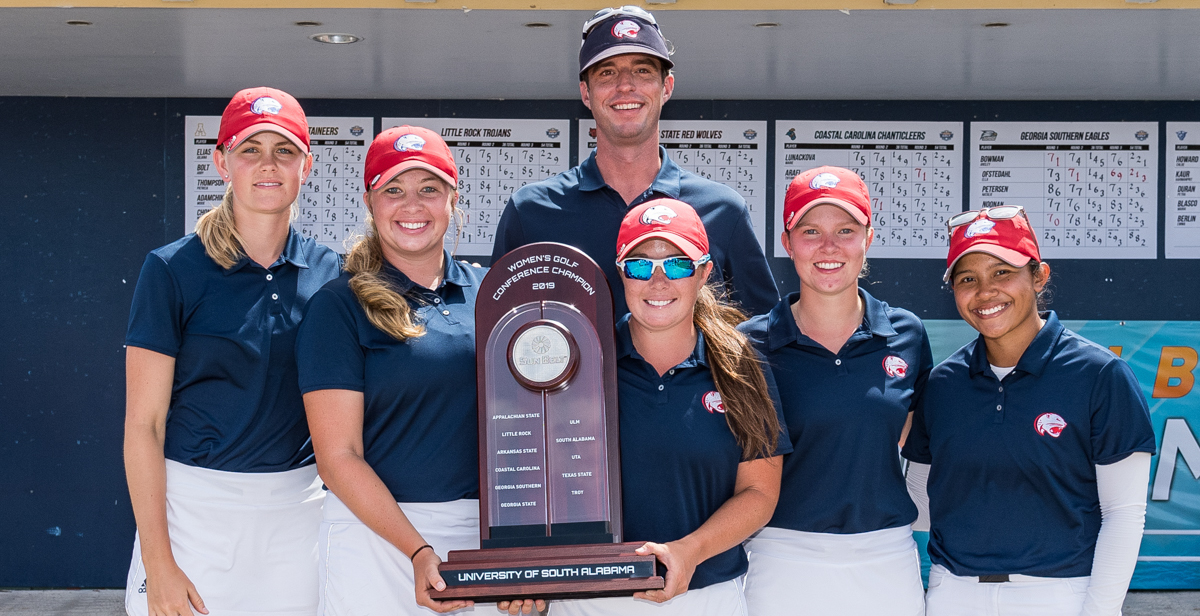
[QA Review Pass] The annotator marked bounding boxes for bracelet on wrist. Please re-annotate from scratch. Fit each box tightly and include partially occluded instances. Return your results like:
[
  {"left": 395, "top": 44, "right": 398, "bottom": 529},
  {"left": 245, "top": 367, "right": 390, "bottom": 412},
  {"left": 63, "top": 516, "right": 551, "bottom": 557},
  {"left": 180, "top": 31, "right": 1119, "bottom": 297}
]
[{"left": 410, "top": 544, "right": 434, "bottom": 561}]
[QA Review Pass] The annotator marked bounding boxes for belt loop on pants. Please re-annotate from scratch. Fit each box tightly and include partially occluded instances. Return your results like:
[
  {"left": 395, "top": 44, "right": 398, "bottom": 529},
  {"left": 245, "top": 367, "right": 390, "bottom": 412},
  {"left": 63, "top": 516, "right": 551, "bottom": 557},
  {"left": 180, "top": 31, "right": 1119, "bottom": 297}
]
[{"left": 978, "top": 574, "right": 1010, "bottom": 583}]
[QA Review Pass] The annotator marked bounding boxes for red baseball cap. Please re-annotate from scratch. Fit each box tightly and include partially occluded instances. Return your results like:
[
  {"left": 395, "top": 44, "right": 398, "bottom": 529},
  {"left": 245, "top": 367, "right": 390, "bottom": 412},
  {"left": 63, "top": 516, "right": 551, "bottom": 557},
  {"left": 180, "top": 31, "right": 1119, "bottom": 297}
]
[
  {"left": 782, "top": 166, "right": 871, "bottom": 231},
  {"left": 364, "top": 126, "right": 458, "bottom": 192},
  {"left": 217, "top": 87, "right": 309, "bottom": 154},
  {"left": 616, "top": 198, "right": 709, "bottom": 261},
  {"left": 944, "top": 208, "right": 1042, "bottom": 282}
]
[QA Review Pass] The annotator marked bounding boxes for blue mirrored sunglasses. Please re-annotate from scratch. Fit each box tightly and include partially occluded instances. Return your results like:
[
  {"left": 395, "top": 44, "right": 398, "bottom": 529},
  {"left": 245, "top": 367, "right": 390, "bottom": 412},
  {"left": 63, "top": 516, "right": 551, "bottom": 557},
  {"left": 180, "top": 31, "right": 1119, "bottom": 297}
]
[{"left": 617, "top": 254, "right": 710, "bottom": 281}]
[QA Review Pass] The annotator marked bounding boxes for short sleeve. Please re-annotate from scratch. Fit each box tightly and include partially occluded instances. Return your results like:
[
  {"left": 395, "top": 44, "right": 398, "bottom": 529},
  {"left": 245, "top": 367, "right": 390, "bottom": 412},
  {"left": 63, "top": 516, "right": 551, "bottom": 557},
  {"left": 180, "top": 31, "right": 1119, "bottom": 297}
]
[
  {"left": 126, "top": 253, "right": 184, "bottom": 357},
  {"left": 901, "top": 383, "right": 933, "bottom": 464},
  {"left": 760, "top": 354, "right": 793, "bottom": 459},
  {"left": 720, "top": 212, "right": 779, "bottom": 317},
  {"left": 295, "top": 285, "right": 367, "bottom": 394},
  {"left": 910, "top": 323, "right": 934, "bottom": 414},
  {"left": 1089, "top": 358, "right": 1157, "bottom": 465},
  {"left": 491, "top": 196, "right": 527, "bottom": 263}
]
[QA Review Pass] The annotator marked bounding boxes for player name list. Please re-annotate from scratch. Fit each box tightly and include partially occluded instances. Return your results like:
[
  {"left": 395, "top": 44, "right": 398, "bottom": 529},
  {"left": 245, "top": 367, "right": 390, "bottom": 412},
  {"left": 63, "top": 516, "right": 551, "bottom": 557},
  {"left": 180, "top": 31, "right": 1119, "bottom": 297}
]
[{"left": 970, "top": 122, "right": 1158, "bottom": 259}]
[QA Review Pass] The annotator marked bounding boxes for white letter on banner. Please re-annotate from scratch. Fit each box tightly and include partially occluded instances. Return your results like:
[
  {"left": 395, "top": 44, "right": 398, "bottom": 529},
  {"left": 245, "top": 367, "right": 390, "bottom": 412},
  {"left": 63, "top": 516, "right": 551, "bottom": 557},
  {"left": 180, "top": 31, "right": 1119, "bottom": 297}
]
[{"left": 1151, "top": 417, "right": 1200, "bottom": 501}]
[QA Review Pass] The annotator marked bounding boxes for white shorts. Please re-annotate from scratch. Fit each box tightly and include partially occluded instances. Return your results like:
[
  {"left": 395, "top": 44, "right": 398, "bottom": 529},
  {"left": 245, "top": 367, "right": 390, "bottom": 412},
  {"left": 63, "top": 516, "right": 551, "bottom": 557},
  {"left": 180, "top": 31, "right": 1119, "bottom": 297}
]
[
  {"left": 125, "top": 460, "right": 325, "bottom": 616},
  {"left": 925, "top": 564, "right": 1090, "bottom": 616},
  {"left": 743, "top": 525, "right": 925, "bottom": 616},
  {"left": 318, "top": 492, "right": 485, "bottom": 615},
  {"left": 549, "top": 577, "right": 746, "bottom": 616}
]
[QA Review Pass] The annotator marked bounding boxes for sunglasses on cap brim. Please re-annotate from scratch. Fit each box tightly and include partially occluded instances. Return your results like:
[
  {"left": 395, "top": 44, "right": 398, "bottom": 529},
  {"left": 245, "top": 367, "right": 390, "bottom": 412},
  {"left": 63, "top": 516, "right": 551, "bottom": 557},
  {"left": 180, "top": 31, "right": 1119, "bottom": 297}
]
[
  {"left": 617, "top": 254, "right": 710, "bottom": 281},
  {"left": 946, "top": 205, "right": 1028, "bottom": 233},
  {"left": 582, "top": 5, "right": 659, "bottom": 39}
]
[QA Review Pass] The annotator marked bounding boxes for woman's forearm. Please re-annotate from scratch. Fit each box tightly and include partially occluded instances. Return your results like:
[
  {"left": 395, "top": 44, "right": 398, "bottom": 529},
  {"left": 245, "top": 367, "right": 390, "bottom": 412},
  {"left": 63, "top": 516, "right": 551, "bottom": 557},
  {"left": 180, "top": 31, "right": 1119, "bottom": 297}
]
[
  {"left": 123, "top": 347, "right": 178, "bottom": 570},
  {"left": 677, "top": 456, "right": 782, "bottom": 562}
]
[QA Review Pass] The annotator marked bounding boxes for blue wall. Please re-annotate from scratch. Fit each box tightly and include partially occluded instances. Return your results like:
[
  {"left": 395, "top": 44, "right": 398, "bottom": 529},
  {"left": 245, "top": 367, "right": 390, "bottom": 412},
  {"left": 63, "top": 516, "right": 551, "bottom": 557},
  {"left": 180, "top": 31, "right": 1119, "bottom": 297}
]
[{"left": 3, "top": 96, "right": 1200, "bottom": 587}]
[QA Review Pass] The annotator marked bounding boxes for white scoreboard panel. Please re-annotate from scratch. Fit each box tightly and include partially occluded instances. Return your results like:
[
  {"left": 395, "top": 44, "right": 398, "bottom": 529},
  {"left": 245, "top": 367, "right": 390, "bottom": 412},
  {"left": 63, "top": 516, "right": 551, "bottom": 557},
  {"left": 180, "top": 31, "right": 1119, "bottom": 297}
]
[
  {"left": 184, "top": 116, "right": 373, "bottom": 255},
  {"left": 1166, "top": 123, "right": 1200, "bottom": 258},
  {"left": 773, "top": 121, "right": 963, "bottom": 259},
  {"left": 386, "top": 118, "right": 571, "bottom": 257},
  {"left": 579, "top": 120, "right": 769, "bottom": 252},
  {"left": 970, "top": 122, "right": 1157, "bottom": 259}
]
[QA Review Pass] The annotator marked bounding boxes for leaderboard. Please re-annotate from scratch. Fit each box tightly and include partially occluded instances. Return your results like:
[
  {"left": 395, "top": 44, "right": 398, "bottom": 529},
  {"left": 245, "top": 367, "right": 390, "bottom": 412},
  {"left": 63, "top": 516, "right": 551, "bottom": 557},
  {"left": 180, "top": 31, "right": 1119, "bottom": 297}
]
[
  {"left": 580, "top": 120, "right": 769, "bottom": 252},
  {"left": 1166, "top": 123, "right": 1200, "bottom": 259},
  {"left": 387, "top": 118, "right": 571, "bottom": 257},
  {"left": 970, "top": 122, "right": 1158, "bottom": 259},
  {"left": 774, "top": 121, "right": 963, "bottom": 259},
  {"left": 184, "top": 116, "right": 373, "bottom": 255}
]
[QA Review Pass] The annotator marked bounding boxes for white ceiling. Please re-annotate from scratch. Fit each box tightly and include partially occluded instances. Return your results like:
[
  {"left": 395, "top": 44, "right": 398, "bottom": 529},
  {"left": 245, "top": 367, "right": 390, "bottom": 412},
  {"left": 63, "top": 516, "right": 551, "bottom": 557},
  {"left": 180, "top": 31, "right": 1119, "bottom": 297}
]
[{"left": 1, "top": 7, "right": 1198, "bottom": 100}]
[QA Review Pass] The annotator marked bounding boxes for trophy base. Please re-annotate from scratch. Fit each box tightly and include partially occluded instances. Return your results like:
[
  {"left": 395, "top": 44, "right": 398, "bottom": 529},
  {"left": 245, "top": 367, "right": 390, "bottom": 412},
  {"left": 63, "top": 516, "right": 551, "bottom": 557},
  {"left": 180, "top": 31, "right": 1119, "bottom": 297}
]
[{"left": 431, "top": 542, "right": 665, "bottom": 602}]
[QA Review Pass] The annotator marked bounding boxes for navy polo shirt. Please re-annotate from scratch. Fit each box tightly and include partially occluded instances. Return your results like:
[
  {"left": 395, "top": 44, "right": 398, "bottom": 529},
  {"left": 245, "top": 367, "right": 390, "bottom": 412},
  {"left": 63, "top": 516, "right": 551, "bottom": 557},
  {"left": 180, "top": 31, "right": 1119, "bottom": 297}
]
[
  {"left": 902, "top": 312, "right": 1157, "bottom": 578},
  {"left": 615, "top": 316, "right": 791, "bottom": 590},
  {"left": 491, "top": 147, "right": 779, "bottom": 317},
  {"left": 125, "top": 231, "right": 341, "bottom": 472},
  {"left": 295, "top": 254, "right": 485, "bottom": 503},
  {"left": 740, "top": 290, "right": 931, "bottom": 534}
]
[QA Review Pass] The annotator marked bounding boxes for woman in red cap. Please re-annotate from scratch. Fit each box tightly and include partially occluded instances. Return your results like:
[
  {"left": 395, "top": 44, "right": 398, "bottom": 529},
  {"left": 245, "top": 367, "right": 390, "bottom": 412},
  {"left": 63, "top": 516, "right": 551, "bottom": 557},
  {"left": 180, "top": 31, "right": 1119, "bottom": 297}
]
[
  {"left": 123, "top": 87, "right": 341, "bottom": 616},
  {"left": 902, "top": 206, "right": 1155, "bottom": 615},
  {"left": 296, "top": 126, "right": 509, "bottom": 615},
  {"left": 550, "top": 197, "right": 788, "bottom": 616},
  {"left": 739, "top": 166, "right": 930, "bottom": 615}
]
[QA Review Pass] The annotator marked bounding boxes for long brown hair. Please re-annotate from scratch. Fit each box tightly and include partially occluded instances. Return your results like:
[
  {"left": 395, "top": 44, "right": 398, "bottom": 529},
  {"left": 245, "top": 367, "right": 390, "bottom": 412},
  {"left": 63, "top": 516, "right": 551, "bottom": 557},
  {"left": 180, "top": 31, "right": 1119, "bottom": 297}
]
[{"left": 695, "top": 285, "right": 781, "bottom": 460}]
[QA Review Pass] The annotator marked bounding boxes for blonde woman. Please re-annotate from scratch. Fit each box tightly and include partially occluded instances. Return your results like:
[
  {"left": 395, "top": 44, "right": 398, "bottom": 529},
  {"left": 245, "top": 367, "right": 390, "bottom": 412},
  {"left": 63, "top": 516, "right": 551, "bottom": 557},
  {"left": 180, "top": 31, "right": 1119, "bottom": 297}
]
[
  {"left": 296, "top": 126, "right": 498, "bottom": 615},
  {"left": 124, "top": 87, "right": 340, "bottom": 616}
]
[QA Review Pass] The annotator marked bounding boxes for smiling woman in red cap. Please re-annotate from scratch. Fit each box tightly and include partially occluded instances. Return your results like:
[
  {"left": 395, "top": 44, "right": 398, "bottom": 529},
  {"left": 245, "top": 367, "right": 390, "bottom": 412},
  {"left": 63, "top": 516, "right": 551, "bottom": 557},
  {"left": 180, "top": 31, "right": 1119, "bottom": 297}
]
[
  {"left": 123, "top": 87, "right": 341, "bottom": 616},
  {"left": 549, "top": 198, "right": 788, "bottom": 616},
  {"left": 738, "top": 166, "right": 930, "bottom": 615},
  {"left": 296, "top": 126, "right": 503, "bottom": 615},
  {"left": 902, "top": 206, "right": 1156, "bottom": 616}
]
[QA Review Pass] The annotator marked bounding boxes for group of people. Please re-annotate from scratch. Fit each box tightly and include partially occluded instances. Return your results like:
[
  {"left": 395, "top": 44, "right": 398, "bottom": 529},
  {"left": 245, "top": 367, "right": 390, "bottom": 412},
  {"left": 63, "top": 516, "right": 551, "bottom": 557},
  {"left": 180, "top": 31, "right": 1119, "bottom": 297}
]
[{"left": 122, "top": 7, "right": 1156, "bottom": 616}]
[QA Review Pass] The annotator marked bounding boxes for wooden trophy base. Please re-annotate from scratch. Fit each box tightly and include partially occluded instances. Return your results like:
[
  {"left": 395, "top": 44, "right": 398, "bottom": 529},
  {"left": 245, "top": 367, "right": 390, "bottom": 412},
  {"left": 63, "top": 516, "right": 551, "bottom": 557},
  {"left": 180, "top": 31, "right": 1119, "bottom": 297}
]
[{"left": 430, "top": 542, "right": 665, "bottom": 603}]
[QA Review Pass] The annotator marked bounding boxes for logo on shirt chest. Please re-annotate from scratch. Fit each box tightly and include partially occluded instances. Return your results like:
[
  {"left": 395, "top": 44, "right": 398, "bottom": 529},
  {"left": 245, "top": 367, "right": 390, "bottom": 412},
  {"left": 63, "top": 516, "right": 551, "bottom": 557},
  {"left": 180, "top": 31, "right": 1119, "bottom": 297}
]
[
  {"left": 1035, "top": 412, "right": 1068, "bottom": 438},
  {"left": 702, "top": 391, "right": 725, "bottom": 414},
  {"left": 882, "top": 355, "right": 909, "bottom": 378}
]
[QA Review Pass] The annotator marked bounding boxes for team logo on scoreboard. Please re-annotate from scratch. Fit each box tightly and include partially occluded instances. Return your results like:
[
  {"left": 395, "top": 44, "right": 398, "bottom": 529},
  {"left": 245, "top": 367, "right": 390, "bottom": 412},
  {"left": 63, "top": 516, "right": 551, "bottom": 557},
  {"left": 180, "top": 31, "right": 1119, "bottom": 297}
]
[
  {"left": 703, "top": 391, "right": 726, "bottom": 414},
  {"left": 250, "top": 96, "right": 283, "bottom": 116},
  {"left": 641, "top": 205, "right": 678, "bottom": 225},
  {"left": 394, "top": 134, "right": 426, "bottom": 152},
  {"left": 589, "top": 127, "right": 598, "bottom": 139},
  {"left": 612, "top": 19, "right": 641, "bottom": 38},
  {"left": 1135, "top": 130, "right": 1149, "bottom": 142},
  {"left": 883, "top": 356, "right": 909, "bottom": 378},
  {"left": 546, "top": 128, "right": 561, "bottom": 139},
  {"left": 744, "top": 129, "right": 758, "bottom": 140},
  {"left": 965, "top": 219, "right": 995, "bottom": 238},
  {"left": 810, "top": 172, "right": 841, "bottom": 190},
  {"left": 1178, "top": 131, "right": 1188, "bottom": 141},
  {"left": 1034, "top": 412, "right": 1068, "bottom": 438},
  {"left": 940, "top": 130, "right": 954, "bottom": 141},
  {"left": 786, "top": 128, "right": 797, "bottom": 141},
  {"left": 350, "top": 125, "right": 364, "bottom": 137},
  {"left": 979, "top": 129, "right": 998, "bottom": 142}
]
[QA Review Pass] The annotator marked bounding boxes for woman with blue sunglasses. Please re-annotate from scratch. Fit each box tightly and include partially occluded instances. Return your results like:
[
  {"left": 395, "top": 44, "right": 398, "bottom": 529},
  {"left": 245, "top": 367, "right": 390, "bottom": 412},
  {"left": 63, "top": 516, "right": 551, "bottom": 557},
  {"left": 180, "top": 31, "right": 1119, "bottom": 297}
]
[
  {"left": 549, "top": 198, "right": 788, "bottom": 616},
  {"left": 739, "top": 166, "right": 930, "bottom": 615}
]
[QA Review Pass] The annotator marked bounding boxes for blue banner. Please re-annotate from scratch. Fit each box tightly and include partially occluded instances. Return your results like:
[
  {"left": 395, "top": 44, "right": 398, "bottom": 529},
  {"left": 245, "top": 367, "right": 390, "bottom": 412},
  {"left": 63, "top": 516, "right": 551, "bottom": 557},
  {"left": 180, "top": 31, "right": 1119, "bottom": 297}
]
[{"left": 923, "top": 320, "right": 1200, "bottom": 589}]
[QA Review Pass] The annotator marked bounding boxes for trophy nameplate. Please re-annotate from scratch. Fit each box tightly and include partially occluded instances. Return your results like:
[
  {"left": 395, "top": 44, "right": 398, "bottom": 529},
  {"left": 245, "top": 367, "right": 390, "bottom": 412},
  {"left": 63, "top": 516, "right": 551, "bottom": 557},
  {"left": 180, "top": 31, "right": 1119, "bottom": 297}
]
[{"left": 431, "top": 243, "right": 664, "bottom": 602}]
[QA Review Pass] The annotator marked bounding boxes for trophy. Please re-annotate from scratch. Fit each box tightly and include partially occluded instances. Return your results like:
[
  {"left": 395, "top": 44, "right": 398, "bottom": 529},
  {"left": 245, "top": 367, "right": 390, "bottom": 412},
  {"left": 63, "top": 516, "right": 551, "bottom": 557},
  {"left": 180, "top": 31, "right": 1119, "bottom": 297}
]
[{"left": 430, "top": 243, "right": 664, "bottom": 602}]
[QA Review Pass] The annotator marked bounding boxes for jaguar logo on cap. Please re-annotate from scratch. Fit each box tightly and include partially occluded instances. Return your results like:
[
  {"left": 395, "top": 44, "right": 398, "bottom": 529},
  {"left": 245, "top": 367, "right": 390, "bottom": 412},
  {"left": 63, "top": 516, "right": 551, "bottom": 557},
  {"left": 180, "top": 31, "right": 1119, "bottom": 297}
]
[
  {"left": 640, "top": 205, "right": 677, "bottom": 225},
  {"left": 809, "top": 172, "right": 841, "bottom": 190},
  {"left": 965, "top": 219, "right": 996, "bottom": 238},
  {"left": 612, "top": 19, "right": 641, "bottom": 38},
  {"left": 394, "top": 134, "right": 426, "bottom": 152},
  {"left": 250, "top": 96, "right": 283, "bottom": 116}
]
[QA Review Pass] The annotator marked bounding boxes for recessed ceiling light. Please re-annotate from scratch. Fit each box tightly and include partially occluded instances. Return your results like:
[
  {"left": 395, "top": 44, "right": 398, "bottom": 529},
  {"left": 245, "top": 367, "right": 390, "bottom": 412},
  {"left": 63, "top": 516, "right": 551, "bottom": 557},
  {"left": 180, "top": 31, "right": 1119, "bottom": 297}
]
[
  {"left": 310, "top": 33, "right": 361, "bottom": 44},
  {"left": 754, "top": 22, "right": 780, "bottom": 28},
  {"left": 294, "top": 21, "right": 323, "bottom": 27},
  {"left": 983, "top": 22, "right": 1010, "bottom": 28},
  {"left": 66, "top": 20, "right": 93, "bottom": 26},
  {"left": 524, "top": 22, "right": 552, "bottom": 28}
]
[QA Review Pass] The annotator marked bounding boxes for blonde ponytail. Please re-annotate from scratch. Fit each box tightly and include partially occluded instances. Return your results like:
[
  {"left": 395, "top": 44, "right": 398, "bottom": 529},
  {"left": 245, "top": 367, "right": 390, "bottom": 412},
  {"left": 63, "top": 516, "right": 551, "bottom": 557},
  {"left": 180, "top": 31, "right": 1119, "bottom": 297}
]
[
  {"left": 195, "top": 185, "right": 247, "bottom": 269},
  {"left": 344, "top": 219, "right": 426, "bottom": 342},
  {"left": 694, "top": 286, "right": 781, "bottom": 460}
]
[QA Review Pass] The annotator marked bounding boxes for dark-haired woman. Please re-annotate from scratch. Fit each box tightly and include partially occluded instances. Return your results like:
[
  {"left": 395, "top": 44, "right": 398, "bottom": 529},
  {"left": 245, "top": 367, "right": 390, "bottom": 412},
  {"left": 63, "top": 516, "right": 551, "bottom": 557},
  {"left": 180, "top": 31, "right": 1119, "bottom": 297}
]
[
  {"left": 296, "top": 126, "right": 498, "bottom": 615},
  {"left": 124, "top": 87, "right": 341, "bottom": 616},
  {"left": 903, "top": 206, "right": 1156, "bottom": 616},
  {"left": 740, "top": 166, "right": 929, "bottom": 616},
  {"left": 550, "top": 198, "right": 789, "bottom": 616}
]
